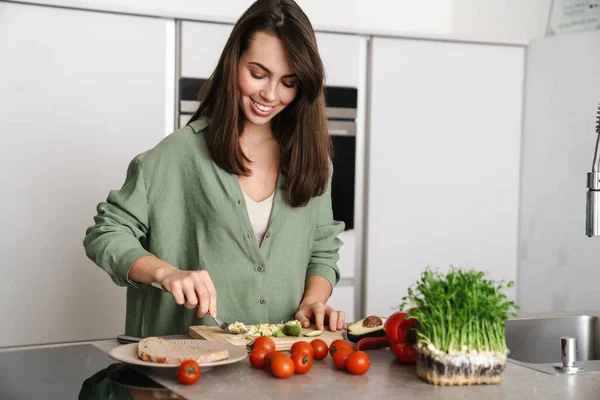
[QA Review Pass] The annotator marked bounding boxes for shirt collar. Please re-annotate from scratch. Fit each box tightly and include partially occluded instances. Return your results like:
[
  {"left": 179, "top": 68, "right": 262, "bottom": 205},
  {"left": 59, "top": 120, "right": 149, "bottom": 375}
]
[{"left": 188, "top": 116, "right": 209, "bottom": 133}]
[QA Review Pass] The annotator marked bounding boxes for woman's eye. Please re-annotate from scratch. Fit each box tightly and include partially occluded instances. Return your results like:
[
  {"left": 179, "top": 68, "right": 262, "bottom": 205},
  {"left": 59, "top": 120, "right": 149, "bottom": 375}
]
[
  {"left": 250, "top": 72, "right": 265, "bottom": 79},
  {"left": 282, "top": 81, "right": 297, "bottom": 89}
]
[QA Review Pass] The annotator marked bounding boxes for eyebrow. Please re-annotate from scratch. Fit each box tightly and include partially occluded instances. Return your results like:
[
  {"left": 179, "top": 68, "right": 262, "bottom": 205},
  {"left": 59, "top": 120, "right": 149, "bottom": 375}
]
[{"left": 248, "top": 62, "right": 297, "bottom": 79}]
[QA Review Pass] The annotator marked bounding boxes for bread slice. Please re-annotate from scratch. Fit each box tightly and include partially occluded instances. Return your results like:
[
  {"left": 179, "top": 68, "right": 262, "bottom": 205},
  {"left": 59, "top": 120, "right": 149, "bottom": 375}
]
[{"left": 137, "top": 337, "right": 229, "bottom": 364}]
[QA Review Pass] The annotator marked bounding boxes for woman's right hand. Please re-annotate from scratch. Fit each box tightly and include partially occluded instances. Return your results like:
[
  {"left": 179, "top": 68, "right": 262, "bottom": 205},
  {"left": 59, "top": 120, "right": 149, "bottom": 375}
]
[{"left": 159, "top": 269, "right": 217, "bottom": 318}]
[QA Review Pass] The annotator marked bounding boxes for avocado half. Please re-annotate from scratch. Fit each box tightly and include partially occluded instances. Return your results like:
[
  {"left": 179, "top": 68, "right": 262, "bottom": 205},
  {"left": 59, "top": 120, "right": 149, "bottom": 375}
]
[{"left": 347, "top": 316, "right": 388, "bottom": 343}]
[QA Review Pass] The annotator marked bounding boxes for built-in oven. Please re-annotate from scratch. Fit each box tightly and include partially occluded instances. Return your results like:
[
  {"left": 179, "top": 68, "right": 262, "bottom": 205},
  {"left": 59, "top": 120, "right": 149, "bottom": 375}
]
[{"left": 178, "top": 78, "right": 357, "bottom": 231}]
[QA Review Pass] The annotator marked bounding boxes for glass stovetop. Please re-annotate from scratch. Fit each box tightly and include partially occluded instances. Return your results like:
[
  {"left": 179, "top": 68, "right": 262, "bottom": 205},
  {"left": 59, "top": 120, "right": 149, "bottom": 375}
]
[{"left": 0, "top": 344, "right": 176, "bottom": 399}]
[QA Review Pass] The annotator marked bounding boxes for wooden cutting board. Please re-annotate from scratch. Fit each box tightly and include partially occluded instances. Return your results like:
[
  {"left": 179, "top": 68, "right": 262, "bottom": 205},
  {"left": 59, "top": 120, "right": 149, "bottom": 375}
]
[{"left": 189, "top": 325, "right": 344, "bottom": 351}]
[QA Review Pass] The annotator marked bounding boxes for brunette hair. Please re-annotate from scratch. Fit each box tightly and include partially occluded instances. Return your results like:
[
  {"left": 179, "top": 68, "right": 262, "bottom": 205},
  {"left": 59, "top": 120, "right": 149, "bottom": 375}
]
[{"left": 187, "top": 0, "right": 331, "bottom": 207}]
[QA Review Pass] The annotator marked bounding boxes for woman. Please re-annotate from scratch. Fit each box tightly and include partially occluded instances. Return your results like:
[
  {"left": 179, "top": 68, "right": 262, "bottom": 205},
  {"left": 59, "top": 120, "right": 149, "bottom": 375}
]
[{"left": 84, "top": 0, "right": 346, "bottom": 338}]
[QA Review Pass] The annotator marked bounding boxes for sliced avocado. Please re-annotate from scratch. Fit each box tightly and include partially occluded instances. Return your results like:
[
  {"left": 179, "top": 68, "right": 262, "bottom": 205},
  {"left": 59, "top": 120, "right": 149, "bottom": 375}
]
[
  {"left": 347, "top": 315, "right": 388, "bottom": 343},
  {"left": 304, "top": 330, "right": 323, "bottom": 337},
  {"left": 271, "top": 327, "right": 286, "bottom": 338},
  {"left": 283, "top": 320, "right": 302, "bottom": 336}
]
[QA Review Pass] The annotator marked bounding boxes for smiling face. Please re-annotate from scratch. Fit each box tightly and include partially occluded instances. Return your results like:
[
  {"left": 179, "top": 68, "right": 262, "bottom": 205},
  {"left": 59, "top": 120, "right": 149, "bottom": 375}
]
[{"left": 237, "top": 32, "right": 298, "bottom": 129}]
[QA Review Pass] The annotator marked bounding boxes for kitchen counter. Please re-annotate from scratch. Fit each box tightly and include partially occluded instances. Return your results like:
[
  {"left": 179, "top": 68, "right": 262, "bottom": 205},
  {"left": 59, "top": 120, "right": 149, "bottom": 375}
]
[
  {"left": 3, "top": 310, "right": 600, "bottom": 399},
  {"left": 90, "top": 337, "right": 600, "bottom": 400}
]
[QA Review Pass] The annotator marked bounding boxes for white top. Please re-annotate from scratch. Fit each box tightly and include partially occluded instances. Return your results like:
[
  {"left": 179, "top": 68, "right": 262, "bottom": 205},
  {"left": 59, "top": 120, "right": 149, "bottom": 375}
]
[{"left": 244, "top": 191, "right": 275, "bottom": 246}]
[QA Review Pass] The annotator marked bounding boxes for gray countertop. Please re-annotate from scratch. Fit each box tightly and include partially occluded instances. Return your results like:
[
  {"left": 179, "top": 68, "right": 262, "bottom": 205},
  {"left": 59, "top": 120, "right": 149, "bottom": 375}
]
[
  {"left": 91, "top": 336, "right": 600, "bottom": 400},
  {"left": 3, "top": 310, "right": 599, "bottom": 399}
]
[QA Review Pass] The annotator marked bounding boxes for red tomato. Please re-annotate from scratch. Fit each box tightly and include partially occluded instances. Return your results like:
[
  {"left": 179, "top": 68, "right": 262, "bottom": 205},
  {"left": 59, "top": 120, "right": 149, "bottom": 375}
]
[
  {"left": 332, "top": 347, "right": 354, "bottom": 370},
  {"left": 290, "top": 341, "right": 314, "bottom": 358},
  {"left": 346, "top": 351, "right": 370, "bottom": 375},
  {"left": 249, "top": 347, "right": 270, "bottom": 369},
  {"left": 178, "top": 360, "right": 201, "bottom": 385},
  {"left": 270, "top": 355, "right": 295, "bottom": 378},
  {"left": 391, "top": 342, "right": 417, "bottom": 364},
  {"left": 291, "top": 351, "right": 313, "bottom": 374},
  {"left": 264, "top": 351, "right": 286, "bottom": 370},
  {"left": 253, "top": 336, "right": 276, "bottom": 353},
  {"left": 310, "top": 339, "right": 329, "bottom": 360},
  {"left": 329, "top": 339, "right": 353, "bottom": 357}
]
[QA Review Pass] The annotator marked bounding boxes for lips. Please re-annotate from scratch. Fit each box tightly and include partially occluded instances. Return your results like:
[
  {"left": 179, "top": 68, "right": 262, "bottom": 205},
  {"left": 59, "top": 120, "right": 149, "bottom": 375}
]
[{"left": 250, "top": 98, "right": 276, "bottom": 117}]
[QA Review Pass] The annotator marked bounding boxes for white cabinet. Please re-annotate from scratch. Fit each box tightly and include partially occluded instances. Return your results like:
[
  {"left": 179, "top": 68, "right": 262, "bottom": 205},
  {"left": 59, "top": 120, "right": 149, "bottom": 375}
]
[
  {"left": 0, "top": 2, "right": 171, "bottom": 346},
  {"left": 181, "top": 21, "right": 233, "bottom": 78},
  {"left": 365, "top": 37, "right": 525, "bottom": 317}
]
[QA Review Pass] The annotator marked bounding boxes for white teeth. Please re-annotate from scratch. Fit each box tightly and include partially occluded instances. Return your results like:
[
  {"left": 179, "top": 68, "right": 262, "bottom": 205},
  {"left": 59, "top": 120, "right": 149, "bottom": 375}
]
[{"left": 252, "top": 99, "right": 273, "bottom": 112}]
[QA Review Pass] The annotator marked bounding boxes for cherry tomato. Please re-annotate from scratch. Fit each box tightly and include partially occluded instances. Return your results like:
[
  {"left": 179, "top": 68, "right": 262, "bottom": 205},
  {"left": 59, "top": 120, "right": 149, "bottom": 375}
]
[
  {"left": 264, "top": 351, "right": 286, "bottom": 370},
  {"left": 253, "top": 336, "right": 276, "bottom": 353},
  {"left": 291, "top": 351, "right": 313, "bottom": 374},
  {"left": 270, "top": 355, "right": 295, "bottom": 378},
  {"left": 346, "top": 351, "right": 370, "bottom": 375},
  {"left": 249, "top": 347, "right": 270, "bottom": 369},
  {"left": 290, "top": 341, "right": 314, "bottom": 358},
  {"left": 310, "top": 339, "right": 329, "bottom": 360},
  {"left": 178, "top": 360, "right": 201, "bottom": 385},
  {"left": 391, "top": 342, "right": 417, "bottom": 364},
  {"left": 332, "top": 347, "right": 354, "bottom": 370},
  {"left": 329, "top": 339, "right": 353, "bottom": 357}
]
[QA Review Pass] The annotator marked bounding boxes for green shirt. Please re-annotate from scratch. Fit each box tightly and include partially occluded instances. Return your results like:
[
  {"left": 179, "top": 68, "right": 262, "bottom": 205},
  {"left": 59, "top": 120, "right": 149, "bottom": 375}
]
[{"left": 83, "top": 117, "right": 344, "bottom": 337}]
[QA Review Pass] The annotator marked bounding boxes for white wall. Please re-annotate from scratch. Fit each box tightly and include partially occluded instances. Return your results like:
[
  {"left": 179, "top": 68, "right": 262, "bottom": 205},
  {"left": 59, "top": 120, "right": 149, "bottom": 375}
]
[
  {"left": 517, "top": 30, "right": 600, "bottom": 313},
  {"left": 11, "top": 0, "right": 551, "bottom": 44},
  {"left": 452, "top": 0, "right": 552, "bottom": 43}
]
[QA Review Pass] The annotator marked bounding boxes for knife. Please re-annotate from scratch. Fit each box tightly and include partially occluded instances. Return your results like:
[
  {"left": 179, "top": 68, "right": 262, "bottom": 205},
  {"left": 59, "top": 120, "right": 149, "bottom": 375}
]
[{"left": 117, "top": 335, "right": 143, "bottom": 344}]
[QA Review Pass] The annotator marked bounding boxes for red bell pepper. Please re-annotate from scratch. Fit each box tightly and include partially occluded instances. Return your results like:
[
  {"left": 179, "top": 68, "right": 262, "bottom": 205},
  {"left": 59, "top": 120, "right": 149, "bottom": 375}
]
[
  {"left": 384, "top": 311, "right": 418, "bottom": 364},
  {"left": 390, "top": 342, "right": 417, "bottom": 364},
  {"left": 355, "top": 336, "right": 389, "bottom": 351}
]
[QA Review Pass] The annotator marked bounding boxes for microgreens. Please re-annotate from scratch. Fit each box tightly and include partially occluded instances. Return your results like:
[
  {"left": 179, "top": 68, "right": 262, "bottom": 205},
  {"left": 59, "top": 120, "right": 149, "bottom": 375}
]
[{"left": 400, "top": 266, "right": 519, "bottom": 354}]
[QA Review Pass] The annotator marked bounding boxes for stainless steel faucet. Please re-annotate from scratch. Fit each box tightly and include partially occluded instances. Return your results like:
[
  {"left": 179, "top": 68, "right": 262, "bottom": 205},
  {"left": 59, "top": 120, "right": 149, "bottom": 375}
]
[{"left": 585, "top": 103, "right": 600, "bottom": 237}]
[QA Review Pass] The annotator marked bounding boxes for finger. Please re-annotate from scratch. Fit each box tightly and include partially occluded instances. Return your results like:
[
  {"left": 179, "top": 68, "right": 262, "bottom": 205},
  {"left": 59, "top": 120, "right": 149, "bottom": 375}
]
[
  {"left": 314, "top": 306, "right": 326, "bottom": 331},
  {"left": 170, "top": 282, "right": 185, "bottom": 306},
  {"left": 337, "top": 310, "right": 346, "bottom": 331},
  {"left": 182, "top": 281, "right": 198, "bottom": 310},
  {"left": 295, "top": 309, "right": 311, "bottom": 328},
  {"left": 201, "top": 271, "right": 218, "bottom": 318},
  {"left": 196, "top": 282, "right": 210, "bottom": 317},
  {"left": 328, "top": 310, "right": 339, "bottom": 332}
]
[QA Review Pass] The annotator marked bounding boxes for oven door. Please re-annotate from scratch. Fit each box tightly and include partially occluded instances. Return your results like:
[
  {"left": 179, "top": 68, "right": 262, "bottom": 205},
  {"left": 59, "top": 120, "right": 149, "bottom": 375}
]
[{"left": 326, "top": 86, "right": 357, "bottom": 232}]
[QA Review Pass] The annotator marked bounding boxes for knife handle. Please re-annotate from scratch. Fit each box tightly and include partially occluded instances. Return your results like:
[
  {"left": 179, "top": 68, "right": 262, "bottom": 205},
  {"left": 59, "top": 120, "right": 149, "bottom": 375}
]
[{"left": 117, "top": 334, "right": 143, "bottom": 344}]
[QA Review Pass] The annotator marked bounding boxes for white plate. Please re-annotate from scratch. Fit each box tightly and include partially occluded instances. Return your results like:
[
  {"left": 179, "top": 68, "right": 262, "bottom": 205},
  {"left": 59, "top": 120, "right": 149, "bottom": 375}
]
[{"left": 108, "top": 339, "right": 247, "bottom": 369}]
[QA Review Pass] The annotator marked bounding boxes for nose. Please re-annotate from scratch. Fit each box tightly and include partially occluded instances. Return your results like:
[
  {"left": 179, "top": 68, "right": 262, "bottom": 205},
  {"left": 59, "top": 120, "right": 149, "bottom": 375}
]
[{"left": 260, "top": 81, "right": 277, "bottom": 104}]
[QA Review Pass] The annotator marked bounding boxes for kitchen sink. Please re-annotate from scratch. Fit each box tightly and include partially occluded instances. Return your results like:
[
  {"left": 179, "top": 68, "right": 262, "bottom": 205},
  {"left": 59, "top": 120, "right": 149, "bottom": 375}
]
[{"left": 505, "top": 315, "right": 600, "bottom": 374}]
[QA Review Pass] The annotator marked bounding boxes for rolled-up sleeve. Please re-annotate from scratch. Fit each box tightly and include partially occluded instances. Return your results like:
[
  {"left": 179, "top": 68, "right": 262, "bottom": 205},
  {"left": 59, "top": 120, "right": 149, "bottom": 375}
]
[
  {"left": 83, "top": 157, "right": 153, "bottom": 287},
  {"left": 306, "top": 167, "right": 345, "bottom": 288}
]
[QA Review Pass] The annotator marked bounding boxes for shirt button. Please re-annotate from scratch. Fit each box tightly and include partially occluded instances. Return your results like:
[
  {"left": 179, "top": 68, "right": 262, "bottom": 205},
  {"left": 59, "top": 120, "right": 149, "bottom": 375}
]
[
  {"left": 246, "top": 233, "right": 251, "bottom": 239},
  {"left": 265, "top": 231, "right": 271, "bottom": 238},
  {"left": 237, "top": 199, "right": 241, "bottom": 205},
  {"left": 260, "top": 297, "right": 267, "bottom": 305},
  {"left": 257, "top": 265, "right": 265, "bottom": 272}
]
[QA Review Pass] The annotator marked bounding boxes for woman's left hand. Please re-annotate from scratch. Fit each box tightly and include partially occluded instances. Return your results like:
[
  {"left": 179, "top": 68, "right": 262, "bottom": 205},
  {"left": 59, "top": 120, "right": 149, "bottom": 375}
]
[{"left": 295, "top": 301, "right": 346, "bottom": 332}]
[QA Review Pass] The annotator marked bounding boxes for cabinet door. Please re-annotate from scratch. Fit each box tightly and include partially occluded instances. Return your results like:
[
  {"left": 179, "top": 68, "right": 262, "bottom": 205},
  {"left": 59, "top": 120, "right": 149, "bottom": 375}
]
[
  {"left": 181, "top": 21, "right": 233, "bottom": 78},
  {"left": 365, "top": 38, "right": 524, "bottom": 317},
  {"left": 0, "top": 3, "right": 171, "bottom": 347}
]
